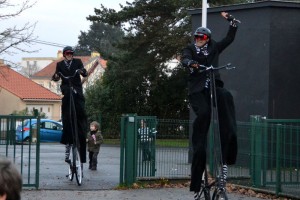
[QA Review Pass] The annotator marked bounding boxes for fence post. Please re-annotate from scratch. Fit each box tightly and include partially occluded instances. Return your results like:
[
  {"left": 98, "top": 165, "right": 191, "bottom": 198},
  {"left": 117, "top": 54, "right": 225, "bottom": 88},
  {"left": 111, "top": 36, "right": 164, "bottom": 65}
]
[
  {"left": 35, "top": 117, "right": 40, "bottom": 189},
  {"left": 275, "top": 124, "right": 282, "bottom": 195},
  {"left": 8, "top": 116, "right": 16, "bottom": 145},
  {"left": 250, "top": 115, "right": 263, "bottom": 187},
  {"left": 119, "top": 114, "right": 137, "bottom": 186},
  {"left": 119, "top": 115, "right": 125, "bottom": 185}
]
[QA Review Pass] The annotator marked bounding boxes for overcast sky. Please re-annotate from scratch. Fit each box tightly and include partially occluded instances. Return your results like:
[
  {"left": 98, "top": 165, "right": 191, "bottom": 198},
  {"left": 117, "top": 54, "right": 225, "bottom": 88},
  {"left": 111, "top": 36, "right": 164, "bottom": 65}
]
[{"left": 1, "top": 0, "right": 131, "bottom": 64}]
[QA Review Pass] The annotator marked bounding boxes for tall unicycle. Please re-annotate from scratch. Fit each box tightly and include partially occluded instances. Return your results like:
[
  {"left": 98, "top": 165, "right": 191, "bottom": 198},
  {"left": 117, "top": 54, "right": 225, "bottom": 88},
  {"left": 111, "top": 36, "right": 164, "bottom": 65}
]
[{"left": 61, "top": 69, "right": 83, "bottom": 186}]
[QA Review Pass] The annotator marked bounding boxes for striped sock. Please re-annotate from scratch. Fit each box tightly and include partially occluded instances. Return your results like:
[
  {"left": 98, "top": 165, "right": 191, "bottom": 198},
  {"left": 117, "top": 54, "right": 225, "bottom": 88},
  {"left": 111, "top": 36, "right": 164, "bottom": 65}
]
[
  {"left": 194, "top": 192, "right": 199, "bottom": 200},
  {"left": 65, "top": 144, "right": 71, "bottom": 160},
  {"left": 222, "top": 164, "right": 228, "bottom": 181}
]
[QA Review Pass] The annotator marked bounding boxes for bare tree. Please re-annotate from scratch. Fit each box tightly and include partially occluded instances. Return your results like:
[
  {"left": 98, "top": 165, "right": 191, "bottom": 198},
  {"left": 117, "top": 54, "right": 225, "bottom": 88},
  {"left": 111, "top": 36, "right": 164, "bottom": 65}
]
[{"left": 0, "top": 0, "right": 37, "bottom": 66}]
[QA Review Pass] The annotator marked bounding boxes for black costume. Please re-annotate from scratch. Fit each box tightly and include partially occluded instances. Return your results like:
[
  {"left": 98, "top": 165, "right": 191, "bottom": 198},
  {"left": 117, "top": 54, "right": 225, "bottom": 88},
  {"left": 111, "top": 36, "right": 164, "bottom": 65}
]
[
  {"left": 181, "top": 25, "right": 238, "bottom": 192},
  {"left": 52, "top": 58, "right": 88, "bottom": 163}
]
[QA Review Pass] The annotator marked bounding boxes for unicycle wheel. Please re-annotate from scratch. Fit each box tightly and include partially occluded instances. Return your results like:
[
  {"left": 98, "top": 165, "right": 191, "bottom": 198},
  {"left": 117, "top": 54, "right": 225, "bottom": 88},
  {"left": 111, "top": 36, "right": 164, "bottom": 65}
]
[
  {"left": 212, "top": 189, "right": 228, "bottom": 200},
  {"left": 74, "top": 147, "right": 82, "bottom": 186}
]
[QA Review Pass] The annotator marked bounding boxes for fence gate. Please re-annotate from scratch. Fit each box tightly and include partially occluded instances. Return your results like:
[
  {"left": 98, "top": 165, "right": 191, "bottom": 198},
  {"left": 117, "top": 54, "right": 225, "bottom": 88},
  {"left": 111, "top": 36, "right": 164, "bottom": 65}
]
[
  {"left": 0, "top": 115, "right": 40, "bottom": 188},
  {"left": 120, "top": 114, "right": 157, "bottom": 186}
]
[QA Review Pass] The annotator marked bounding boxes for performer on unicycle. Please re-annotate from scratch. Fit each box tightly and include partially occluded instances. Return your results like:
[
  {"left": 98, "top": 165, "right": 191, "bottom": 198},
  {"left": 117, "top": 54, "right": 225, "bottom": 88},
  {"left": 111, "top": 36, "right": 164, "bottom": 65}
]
[{"left": 181, "top": 12, "right": 239, "bottom": 200}]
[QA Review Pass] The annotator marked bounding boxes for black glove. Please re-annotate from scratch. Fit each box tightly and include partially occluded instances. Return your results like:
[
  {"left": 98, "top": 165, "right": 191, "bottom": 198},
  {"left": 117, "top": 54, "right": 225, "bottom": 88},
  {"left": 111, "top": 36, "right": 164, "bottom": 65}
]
[
  {"left": 226, "top": 14, "right": 235, "bottom": 22},
  {"left": 187, "top": 60, "right": 199, "bottom": 67},
  {"left": 80, "top": 68, "right": 87, "bottom": 76},
  {"left": 52, "top": 73, "right": 60, "bottom": 81},
  {"left": 225, "top": 13, "right": 241, "bottom": 27}
]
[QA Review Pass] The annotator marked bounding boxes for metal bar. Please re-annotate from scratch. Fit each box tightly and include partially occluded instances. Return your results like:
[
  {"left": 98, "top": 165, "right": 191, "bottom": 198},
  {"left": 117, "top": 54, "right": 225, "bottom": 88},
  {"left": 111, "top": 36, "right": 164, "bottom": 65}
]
[
  {"left": 35, "top": 117, "right": 40, "bottom": 189},
  {"left": 119, "top": 116, "right": 125, "bottom": 184},
  {"left": 275, "top": 124, "right": 282, "bottom": 195}
]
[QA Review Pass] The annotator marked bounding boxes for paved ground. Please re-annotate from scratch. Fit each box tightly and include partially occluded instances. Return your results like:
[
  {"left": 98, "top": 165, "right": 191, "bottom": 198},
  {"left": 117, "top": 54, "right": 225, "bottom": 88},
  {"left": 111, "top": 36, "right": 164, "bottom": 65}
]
[
  {"left": 16, "top": 144, "right": 266, "bottom": 200},
  {"left": 38, "top": 144, "right": 119, "bottom": 190},
  {"left": 21, "top": 188, "right": 264, "bottom": 200}
]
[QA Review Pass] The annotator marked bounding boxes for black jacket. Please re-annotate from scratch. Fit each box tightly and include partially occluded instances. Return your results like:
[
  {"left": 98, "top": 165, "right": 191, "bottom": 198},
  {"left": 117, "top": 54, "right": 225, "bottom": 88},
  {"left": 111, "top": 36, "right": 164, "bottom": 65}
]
[
  {"left": 52, "top": 58, "right": 88, "bottom": 96},
  {"left": 181, "top": 25, "right": 237, "bottom": 94}
]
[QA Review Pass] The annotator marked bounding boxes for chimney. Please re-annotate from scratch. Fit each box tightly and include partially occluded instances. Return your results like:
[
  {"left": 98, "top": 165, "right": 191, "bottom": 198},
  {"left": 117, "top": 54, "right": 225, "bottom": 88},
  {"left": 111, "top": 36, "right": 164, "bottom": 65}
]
[
  {"left": 91, "top": 51, "right": 100, "bottom": 58},
  {"left": 57, "top": 50, "right": 63, "bottom": 58}
]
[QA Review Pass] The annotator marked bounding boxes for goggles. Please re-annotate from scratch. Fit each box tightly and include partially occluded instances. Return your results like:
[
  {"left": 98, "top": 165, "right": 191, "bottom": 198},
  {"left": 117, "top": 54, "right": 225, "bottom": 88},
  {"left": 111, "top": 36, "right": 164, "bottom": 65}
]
[
  {"left": 195, "top": 34, "right": 208, "bottom": 40},
  {"left": 64, "top": 51, "right": 74, "bottom": 56}
]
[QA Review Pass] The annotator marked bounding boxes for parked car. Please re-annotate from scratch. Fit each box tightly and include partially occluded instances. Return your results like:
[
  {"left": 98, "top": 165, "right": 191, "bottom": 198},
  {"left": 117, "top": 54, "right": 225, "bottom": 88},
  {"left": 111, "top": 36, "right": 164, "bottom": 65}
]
[{"left": 16, "top": 119, "right": 62, "bottom": 143}]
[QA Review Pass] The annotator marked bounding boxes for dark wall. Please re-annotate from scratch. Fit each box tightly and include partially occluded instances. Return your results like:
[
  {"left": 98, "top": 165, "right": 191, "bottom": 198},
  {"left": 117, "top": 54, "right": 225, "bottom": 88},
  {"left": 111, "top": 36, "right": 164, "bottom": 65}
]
[
  {"left": 269, "top": 7, "right": 300, "bottom": 119},
  {"left": 188, "top": 1, "right": 300, "bottom": 121}
]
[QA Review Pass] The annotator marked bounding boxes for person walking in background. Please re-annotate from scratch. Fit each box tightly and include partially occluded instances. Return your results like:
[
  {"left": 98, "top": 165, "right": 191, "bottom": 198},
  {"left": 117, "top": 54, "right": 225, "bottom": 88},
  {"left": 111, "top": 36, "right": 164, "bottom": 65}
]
[
  {"left": 0, "top": 158, "right": 22, "bottom": 200},
  {"left": 138, "top": 120, "right": 156, "bottom": 161},
  {"left": 52, "top": 46, "right": 88, "bottom": 168},
  {"left": 87, "top": 121, "right": 104, "bottom": 170},
  {"left": 181, "top": 12, "right": 239, "bottom": 199}
]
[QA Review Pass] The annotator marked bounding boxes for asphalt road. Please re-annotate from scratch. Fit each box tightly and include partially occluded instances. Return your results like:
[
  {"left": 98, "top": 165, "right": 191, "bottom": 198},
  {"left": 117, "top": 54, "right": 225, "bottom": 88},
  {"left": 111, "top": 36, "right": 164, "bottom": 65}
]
[
  {"left": 21, "top": 188, "right": 264, "bottom": 200},
  {"left": 38, "top": 144, "right": 120, "bottom": 190},
  {"left": 17, "top": 144, "right": 265, "bottom": 200}
]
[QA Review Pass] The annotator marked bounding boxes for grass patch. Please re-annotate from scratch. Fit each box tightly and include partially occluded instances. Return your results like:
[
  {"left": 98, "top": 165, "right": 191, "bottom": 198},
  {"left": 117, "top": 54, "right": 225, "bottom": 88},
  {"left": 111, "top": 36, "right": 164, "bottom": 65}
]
[
  {"left": 104, "top": 139, "right": 188, "bottom": 147},
  {"left": 155, "top": 139, "right": 188, "bottom": 147}
]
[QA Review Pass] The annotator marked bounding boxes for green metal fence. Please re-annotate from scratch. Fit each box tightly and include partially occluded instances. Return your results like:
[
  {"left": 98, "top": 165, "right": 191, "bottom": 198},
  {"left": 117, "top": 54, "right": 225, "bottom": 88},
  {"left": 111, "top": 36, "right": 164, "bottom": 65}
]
[
  {"left": 120, "top": 114, "right": 300, "bottom": 198},
  {"left": 251, "top": 116, "right": 300, "bottom": 198},
  {"left": 0, "top": 115, "right": 40, "bottom": 189}
]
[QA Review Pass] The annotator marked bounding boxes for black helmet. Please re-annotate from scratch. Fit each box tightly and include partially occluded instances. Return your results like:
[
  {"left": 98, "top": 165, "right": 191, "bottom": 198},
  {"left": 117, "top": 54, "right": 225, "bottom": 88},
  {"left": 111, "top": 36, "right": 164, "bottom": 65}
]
[
  {"left": 194, "top": 27, "right": 211, "bottom": 39},
  {"left": 63, "top": 46, "right": 74, "bottom": 55}
]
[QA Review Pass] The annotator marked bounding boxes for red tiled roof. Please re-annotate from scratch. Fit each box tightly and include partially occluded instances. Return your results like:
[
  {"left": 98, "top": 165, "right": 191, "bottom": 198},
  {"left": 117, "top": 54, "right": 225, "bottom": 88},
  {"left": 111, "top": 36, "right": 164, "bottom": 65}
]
[
  {"left": 33, "top": 56, "right": 91, "bottom": 78},
  {"left": 0, "top": 65, "right": 61, "bottom": 100}
]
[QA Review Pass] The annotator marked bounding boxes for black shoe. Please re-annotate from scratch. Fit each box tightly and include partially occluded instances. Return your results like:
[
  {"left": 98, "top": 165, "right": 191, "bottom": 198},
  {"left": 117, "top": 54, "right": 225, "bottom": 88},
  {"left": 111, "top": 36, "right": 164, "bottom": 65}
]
[
  {"left": 65, "top": 158, "right": 71, "bottom": 164},
  {"left": 91, "top": 166, "right": 97, "bottom": 170}
]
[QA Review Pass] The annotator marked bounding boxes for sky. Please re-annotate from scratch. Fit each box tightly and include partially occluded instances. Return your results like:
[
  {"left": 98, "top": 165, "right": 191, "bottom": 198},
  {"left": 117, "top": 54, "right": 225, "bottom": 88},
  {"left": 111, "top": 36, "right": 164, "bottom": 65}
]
[{"left": 1, "top": 0, "right": 131, "bottom": 64}]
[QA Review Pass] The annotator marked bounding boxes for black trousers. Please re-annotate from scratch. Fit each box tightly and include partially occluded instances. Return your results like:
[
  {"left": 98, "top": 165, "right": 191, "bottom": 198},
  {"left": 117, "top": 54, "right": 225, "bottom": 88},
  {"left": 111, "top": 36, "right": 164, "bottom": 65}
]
[
  {"left": 60, "top": 90, "right": 87, "bottom": 163},
  {"left": 89, "top": 151, "right": 99, "bottom": 167},
  {"left": 140, "top": 141, "right": 151, "bottom": 161},
  {"left": 189, "top": 88, "right": 237, "bottom": 192}
]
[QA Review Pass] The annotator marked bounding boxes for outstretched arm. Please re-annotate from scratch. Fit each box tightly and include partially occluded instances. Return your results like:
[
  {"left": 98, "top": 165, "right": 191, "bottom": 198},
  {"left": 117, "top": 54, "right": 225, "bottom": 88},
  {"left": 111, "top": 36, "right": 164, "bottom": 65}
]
[
  {"left": 217, "top": 12, "right": 239, "bottom": 53},
  {"left": 221, "top": 12, "right": 241, "bottom": 27}
]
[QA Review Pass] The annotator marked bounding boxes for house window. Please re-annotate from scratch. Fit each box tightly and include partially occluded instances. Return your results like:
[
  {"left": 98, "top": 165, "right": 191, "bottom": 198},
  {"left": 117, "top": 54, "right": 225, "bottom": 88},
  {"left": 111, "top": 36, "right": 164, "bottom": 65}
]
[
  {"left": 40, "top": 107, "right": 43, "bottom": 112},
  {"left": 48, "top": 107, "right": 50, "bottom": 112}
]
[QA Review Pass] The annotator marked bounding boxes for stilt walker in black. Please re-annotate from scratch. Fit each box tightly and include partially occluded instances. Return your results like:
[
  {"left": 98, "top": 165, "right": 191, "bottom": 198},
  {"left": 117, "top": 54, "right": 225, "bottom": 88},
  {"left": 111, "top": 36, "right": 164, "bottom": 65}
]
[{"left": 181, "top": 12, "right": 239, "bottom": 199}]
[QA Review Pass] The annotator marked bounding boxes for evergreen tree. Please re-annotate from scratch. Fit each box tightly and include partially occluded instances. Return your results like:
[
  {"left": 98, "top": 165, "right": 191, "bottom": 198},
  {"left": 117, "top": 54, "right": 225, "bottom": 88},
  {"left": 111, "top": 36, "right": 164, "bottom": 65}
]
[
  {"left": 84, "top": 0, "right": 246, "bottom": 135},
  {"left": 75, "top": 22, "right": 124, "bottom": 59}
]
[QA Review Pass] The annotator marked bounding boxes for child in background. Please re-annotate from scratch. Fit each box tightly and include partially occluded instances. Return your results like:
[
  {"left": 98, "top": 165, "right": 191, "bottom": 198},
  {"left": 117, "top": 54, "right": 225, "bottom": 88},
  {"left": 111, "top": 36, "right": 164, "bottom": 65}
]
[{"left": 86, "top": 121, "right": 103, "bottom": 170}]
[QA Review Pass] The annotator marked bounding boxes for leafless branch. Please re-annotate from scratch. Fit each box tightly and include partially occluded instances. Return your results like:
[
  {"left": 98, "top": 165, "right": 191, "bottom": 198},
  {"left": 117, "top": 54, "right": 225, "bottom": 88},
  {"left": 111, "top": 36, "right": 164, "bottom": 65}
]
[
  {"left": 0, "top": 0, "right": 37, "bottom": 63},
  {"left": 0, "top": 0, "right": 36, "bottom": 20}
]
